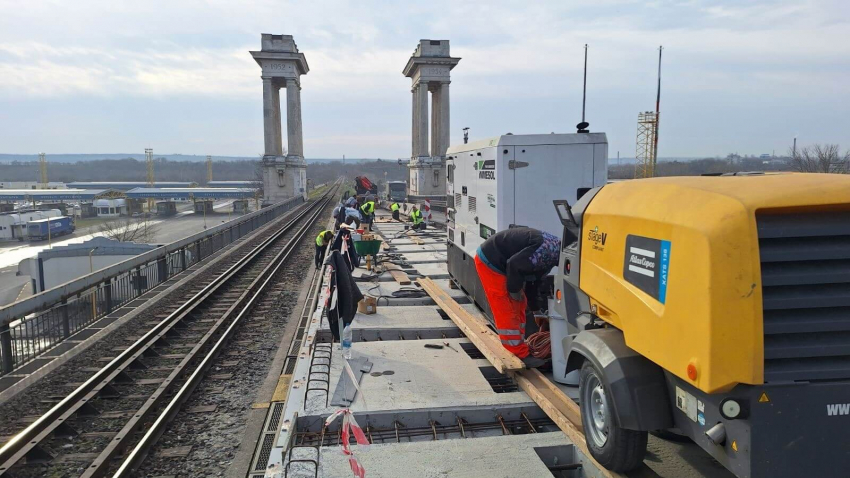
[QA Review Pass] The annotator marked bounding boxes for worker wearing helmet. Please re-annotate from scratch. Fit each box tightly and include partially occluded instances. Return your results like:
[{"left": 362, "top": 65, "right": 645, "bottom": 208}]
[
  {"left": 409, "top": 206, "right": 425, "bottom": 230},
  {"left": 474, "top": 227, "right": 561, "bottom": 368},
  {"left": 315, "top": 230, "right": 335, "bottom": 268},
  {"left": 390, "top": 202, "right": 401, "bottom": 221},
  {"left": 360, "top": 199, "right": 376, "bottom": 231}
]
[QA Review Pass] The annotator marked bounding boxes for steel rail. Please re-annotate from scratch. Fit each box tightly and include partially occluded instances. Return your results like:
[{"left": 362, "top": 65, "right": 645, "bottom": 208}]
[
  {"left": 111, "top": 189, "right": 334, "bottom": 477},
  {"left": 0, "top": 184, "right": 338, "bottom": 475}
]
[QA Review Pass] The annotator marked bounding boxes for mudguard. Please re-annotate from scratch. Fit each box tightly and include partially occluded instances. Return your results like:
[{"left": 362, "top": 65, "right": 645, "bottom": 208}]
[{"left": 566, "top": 328, "right": 673, "bottom": 431}]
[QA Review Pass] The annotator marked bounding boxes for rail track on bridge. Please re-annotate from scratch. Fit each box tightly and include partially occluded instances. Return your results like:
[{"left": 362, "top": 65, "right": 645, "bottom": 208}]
[{"left": 0, "top": 182, "right": 340, "bottom": 477}]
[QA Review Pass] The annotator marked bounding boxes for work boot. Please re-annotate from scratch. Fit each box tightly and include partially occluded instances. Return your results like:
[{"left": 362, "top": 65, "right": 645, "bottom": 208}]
[{"left": 521, "top": 355, "right": 546, "bottom": 369}]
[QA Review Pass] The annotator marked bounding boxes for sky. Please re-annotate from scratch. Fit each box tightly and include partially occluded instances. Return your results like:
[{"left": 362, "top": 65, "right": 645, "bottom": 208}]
[{"left": 0, "top": 0, "right": 848, "bottom": 160}]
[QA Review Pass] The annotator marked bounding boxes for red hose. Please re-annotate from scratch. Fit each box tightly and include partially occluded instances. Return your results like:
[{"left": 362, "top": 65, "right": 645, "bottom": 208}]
[{"left": 526, "top": 330, "right": 551, "bottom": 359}]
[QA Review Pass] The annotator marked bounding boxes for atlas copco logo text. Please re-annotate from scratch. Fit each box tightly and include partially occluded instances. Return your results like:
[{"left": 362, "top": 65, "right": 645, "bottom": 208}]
[
  {"left": 474, "top": 160, "right": 496, "bottom": 180},
  {"left": 827, "top": 403, "right": 850, "bottom": 416}
]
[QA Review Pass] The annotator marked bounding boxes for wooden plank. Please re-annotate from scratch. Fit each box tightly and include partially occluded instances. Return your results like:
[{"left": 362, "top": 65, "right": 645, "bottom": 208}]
[
  {"left": 384, "top": 263, "right": 411, "bottom": 285},
  {"left": 417, "top": 278, "right": 524, "bottom": 373}
]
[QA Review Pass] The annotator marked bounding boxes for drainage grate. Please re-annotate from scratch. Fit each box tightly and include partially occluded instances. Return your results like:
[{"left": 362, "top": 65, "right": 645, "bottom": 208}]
[
  {"left": 267, "top": 402, "right": 285, "bottom": 432},
  {"left": 461, "top": 343, "right": 485, "bottom": 359},
  {"left": 283, "top": 356, "right": 297, "bottom": 375},
  {"left": 253, "top": 434, "right": 275, "bottom": 472},
  {"left": 479, "top": 366, "right": 518, "bottom": 393}
]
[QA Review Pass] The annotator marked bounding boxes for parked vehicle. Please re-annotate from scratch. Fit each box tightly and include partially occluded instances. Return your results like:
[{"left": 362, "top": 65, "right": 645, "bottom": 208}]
[{"left": 27, "top": 216, "right": 75, "bottom": 241}]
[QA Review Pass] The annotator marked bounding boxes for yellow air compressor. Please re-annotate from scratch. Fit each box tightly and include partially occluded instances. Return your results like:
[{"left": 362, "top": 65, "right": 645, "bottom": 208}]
[{"left": 551, "top": 173, "right": 850, "bottom": 477}]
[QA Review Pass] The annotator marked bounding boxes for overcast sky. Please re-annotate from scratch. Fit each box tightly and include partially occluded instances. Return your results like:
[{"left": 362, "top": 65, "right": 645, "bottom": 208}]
[{"left": 0, "top": 0, "right": 847, "bottom": 159}]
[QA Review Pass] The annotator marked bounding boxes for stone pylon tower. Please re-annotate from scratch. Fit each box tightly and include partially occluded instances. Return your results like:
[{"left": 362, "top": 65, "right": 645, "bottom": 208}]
[
  {"left": 251, "top": 34, "right": 309, "bottom": 202},
  {"left": 403, "top": 40, "right": 460, "bottom": 199}
]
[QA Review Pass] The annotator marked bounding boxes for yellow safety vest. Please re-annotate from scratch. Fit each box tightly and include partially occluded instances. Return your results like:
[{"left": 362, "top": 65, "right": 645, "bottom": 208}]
[
  {"left": 391, "top": 203, "right": 400, "bottom": 212},
  {"left": 316, "top": 230, "right": 332, "bottom": 246},
  {"left": 361, "top": 201, "right": 375, "bottom": 216},
  {"left": 411, "top": 209, "right": 423, "bottom": 225}
]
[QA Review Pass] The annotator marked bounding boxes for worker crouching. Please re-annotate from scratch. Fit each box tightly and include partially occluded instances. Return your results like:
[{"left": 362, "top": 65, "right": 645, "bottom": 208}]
[
  {"left": 474, "top": 227, "right": 560, "bottom": 368},
  {"left": 360, "top": 199, "right": 375, "bottom": 231},
  {"left": 409, "top": 205, "right": 425, "bottom": 230},
  {"left": 391, "top": 202, "right": 400, "bottom": 221},
  {"left": 315, "top": 230, "right": 334, "bottom": 268}
]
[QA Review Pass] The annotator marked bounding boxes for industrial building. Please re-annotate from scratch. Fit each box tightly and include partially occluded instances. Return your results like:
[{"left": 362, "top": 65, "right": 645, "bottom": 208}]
[
  {"left": 0, "top": 209, "right": 61, "bottom": 240},
  {"left": 206, "top": 180, "right": 256, "bottom": 188},
  {"left": 92, "top": 198, "right": 128, "bottom": 217},
  {"left": 66, "top": 181, "right": 196, "bottom": 190}
]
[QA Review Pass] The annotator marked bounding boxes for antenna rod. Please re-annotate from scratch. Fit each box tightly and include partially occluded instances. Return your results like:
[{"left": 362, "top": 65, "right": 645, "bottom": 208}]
[
  {"left": 656, "top": 46, "right": 662, "bottom": 114},
  {"left": 582, "top": 44, "right": 588, "bottom": 123},
  {"left": 652, "top": 46, "right": 663, "bottom": 169}
]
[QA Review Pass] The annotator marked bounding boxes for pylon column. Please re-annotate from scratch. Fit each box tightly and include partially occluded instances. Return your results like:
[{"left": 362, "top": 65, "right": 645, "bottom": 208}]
[
  {"left": 403, "top": 40, "right": 460, "bottom": 199},
  {"left": 251, "top": 34, "right": 310, "bottom": 202}
]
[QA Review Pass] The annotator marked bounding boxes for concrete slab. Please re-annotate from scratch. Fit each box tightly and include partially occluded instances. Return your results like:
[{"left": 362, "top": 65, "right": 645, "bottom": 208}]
[
  {"left": 396, "top": 251, "right": 447, "bottom": 264},
  {"left": 350, "top": 305, "right": 449, "bottom": 329},
  {"left": 318, "top": 432, "right": 568, "bottom": 478},
  {"left": 306, "top": 338, "right": 532, "bottom": 415},
  {"left": 355, "top": 278, "right": 468, "bottom": 306},
  {"left": 406, "top": 262, "right": 448, "bottom": 277}
]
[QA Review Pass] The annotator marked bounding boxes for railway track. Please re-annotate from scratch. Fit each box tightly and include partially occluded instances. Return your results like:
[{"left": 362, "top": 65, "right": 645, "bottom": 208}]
[{"left": 0, "top": 183, "right": 340, "bottom": 477}]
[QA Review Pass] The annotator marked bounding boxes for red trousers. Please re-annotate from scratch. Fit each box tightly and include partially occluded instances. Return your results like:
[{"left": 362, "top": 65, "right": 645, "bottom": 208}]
[{"left": 474, "top": 255, "right": 529, "bottom": 358}]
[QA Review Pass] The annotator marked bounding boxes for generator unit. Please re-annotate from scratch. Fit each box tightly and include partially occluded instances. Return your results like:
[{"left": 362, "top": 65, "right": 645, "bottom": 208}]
[
  {"left": 550, "top": 173, "right": 850, "bottom": 477},
  {"left": 446, "top": 133, "right": 607, "bottom": 319}
]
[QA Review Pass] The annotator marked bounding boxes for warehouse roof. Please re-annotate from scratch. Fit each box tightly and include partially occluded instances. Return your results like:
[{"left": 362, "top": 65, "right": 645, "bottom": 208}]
[
  {"left": 34, "top": 236, "right": 158, "bottom": 260},
  {"left": 125, "top": 187, "right": 256, "bottom": 199},
  {"left": 66, "top": 181, "right": 197, "bottom": 190},
  {"left": 0, "top": 189, "right": 122, "bottom": 201},
  {"left": 206, "top": 180, "right": 257, "bottom": 188}
]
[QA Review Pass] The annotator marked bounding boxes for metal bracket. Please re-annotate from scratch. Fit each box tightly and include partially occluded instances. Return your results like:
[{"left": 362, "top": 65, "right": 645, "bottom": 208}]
[{"left": 508, "top": 160, "right": 529, "bottom": 170}]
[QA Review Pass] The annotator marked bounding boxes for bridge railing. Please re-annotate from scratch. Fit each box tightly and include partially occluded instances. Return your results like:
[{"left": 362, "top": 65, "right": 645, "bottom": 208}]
[{"left": 0, "top": 196, "right": 304, "bottom": 376}]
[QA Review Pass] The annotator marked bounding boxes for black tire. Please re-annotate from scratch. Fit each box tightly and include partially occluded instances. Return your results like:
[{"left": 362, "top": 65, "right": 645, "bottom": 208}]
[{"left": 579, "top": 360, "right": 648, "bottom": 472}]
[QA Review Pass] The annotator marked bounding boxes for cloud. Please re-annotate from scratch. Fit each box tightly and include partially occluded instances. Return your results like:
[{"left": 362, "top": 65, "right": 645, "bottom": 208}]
[{"left": 0, "top": 0, "right": 847, "bottom": 157}]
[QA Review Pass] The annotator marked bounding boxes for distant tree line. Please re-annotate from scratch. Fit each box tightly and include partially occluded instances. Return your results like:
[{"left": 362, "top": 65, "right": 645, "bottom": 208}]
[
  {"left": 3, "top": 143, "right": 844, "bottom": 187},
  {"left": 0, "top": 158, "right": 260, "bottom": 184},
  {"left": 609, "top": 157, "right": 792, "bottom": 179},
  {"left": 305, "top": 159, "right": 409, "bottom": 186}
]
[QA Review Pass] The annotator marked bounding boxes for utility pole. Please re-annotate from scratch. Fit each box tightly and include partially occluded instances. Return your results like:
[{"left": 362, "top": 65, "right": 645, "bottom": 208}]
[
  {"left": 38, "top": 153, "right": 48, "bottom": 189},
  {"left": 463, "top": 127, "right": 470, "bottom": 144},
  {"left": 145, "top": 148, "right": 154, "bottom": 234}
]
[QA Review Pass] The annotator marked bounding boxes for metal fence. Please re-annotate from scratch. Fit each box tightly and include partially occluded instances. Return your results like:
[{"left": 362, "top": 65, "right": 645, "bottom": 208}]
[{"left": 0, "top": 197, "right": 304, "bottom": 376}]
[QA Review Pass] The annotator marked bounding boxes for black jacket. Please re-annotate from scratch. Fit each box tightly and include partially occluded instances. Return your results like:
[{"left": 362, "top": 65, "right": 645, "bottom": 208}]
[
  {"left": 478, "top": 227, "right": 548, "bottom": 294},
  {"left": 326, "top": 250, "right": 364, "bottom": 340}
]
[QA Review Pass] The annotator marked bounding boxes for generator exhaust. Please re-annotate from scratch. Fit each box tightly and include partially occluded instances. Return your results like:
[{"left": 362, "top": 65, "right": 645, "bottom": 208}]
[{"left": 577, "top": 44, "right": 590, "bottom": 134}]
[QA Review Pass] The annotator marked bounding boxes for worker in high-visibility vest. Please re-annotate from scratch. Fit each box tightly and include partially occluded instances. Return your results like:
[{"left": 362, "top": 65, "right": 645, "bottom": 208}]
[
  {"left": 410, "top": 206, "right": 426, "bottom": 230},
  {"left": 360, "top": 200, "right": 376, "bottom": 231},
  {"left": 315, "top": 230, "right": 334, "bottom": 268},
  {"left": 390, "top": 202, "right": 401, "bottom": 221}
]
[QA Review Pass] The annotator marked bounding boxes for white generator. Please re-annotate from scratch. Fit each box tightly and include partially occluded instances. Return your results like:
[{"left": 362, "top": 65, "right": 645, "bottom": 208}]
[{"left": 446, "top": 133, "right": 608, "bottom": 320}]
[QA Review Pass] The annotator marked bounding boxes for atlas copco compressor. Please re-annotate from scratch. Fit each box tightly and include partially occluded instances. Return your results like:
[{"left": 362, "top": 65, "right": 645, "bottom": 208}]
[{"left": 550, "top": 173, "right": 850, "bottom": 477}]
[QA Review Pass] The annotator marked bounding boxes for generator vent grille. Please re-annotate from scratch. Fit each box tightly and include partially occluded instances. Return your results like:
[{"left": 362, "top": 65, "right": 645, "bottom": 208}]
[
  {"left": 757, "top": 210, "right": 850, "bottom": 382},
  {"left": 468, "top": 196, "right": 477, "bottom": 214}
]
